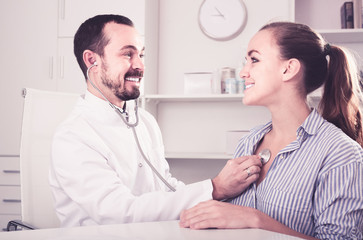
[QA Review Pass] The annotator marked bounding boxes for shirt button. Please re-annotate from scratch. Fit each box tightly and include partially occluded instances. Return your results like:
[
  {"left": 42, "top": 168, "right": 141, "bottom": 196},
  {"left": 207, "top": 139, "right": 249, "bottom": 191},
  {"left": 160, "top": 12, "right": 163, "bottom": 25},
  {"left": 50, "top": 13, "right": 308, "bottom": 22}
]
[
  {"left": 138, "top": 163, "right": 143, "bottom": 168},
  {"left": 280, "top": 155, "right": 284, "bottom": 159}
]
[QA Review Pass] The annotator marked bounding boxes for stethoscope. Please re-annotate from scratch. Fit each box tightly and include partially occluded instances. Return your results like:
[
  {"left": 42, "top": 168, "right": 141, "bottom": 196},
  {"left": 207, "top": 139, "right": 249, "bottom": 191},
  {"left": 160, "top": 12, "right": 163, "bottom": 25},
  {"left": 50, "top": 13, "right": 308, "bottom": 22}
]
[{"left": 86, "top": 62, "right": 176, "bottom": 192}]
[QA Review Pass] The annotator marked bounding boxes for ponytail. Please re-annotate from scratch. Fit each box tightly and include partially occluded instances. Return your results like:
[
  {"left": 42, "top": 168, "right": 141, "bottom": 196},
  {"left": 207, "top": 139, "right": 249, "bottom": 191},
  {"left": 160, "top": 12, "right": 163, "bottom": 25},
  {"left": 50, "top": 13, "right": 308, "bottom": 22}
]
[
  {"left": 261, "top": 21, "right": 363, "bottom": 147},
  {"left": 320, "top": 45, "right": 363, "bottom": 147}
]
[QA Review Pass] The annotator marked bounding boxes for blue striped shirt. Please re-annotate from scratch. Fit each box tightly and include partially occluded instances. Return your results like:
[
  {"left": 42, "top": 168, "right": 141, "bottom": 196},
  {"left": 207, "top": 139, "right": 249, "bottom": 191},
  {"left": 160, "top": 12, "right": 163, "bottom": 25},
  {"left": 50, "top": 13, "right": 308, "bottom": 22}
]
[{"left": 228, "top": 109, "right": 363, "bottom": 239}]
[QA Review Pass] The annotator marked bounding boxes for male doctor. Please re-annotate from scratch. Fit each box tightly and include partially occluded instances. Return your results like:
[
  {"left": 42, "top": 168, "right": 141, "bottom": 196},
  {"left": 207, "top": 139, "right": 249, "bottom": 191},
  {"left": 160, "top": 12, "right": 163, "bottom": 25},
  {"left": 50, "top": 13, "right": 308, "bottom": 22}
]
[{"left": 49, "top": 14, "right": 261, "bottom": 227}]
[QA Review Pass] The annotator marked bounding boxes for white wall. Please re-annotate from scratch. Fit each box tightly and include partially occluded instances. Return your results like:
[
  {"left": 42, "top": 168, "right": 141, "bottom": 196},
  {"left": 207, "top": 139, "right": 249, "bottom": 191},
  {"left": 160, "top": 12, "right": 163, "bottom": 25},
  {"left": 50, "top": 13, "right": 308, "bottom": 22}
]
[{"left": 156, "top": 0, "right": 293, "bottom": 94}]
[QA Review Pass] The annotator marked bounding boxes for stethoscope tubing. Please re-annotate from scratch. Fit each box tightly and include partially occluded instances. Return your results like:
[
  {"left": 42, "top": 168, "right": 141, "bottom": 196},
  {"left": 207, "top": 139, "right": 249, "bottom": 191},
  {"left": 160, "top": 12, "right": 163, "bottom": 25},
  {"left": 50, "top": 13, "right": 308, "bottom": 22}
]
[{"left": 86, "top": 64, "right": 176, "bottom": 192}]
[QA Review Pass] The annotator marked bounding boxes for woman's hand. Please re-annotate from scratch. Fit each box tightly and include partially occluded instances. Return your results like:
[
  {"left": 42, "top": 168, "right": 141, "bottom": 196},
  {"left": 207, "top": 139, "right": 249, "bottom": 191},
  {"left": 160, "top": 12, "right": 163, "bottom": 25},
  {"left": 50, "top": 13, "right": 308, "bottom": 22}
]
[
  {"left": 179, "top": 200, "right": 317, "bottom": 240},
  {"left": 211, "top": 155, "right": 262, "bottom": 200},
  {"left": 179, "top": 200, "right": 257, "bottom": 229}
]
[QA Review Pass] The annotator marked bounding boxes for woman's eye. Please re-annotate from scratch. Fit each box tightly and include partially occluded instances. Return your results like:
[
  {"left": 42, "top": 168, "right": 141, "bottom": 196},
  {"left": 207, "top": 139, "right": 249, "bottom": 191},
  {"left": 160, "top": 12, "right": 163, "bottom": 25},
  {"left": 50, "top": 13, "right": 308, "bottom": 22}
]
[{"left": 251, "top": 57, "right": 259, "bottom": 63}]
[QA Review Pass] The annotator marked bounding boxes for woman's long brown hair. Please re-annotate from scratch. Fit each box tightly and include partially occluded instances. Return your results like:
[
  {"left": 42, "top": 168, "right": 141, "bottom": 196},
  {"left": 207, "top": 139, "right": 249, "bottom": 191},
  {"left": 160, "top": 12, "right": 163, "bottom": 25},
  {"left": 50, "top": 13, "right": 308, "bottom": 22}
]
[{"left": 261, "top": 22, "right": 363, "bottom": 147}]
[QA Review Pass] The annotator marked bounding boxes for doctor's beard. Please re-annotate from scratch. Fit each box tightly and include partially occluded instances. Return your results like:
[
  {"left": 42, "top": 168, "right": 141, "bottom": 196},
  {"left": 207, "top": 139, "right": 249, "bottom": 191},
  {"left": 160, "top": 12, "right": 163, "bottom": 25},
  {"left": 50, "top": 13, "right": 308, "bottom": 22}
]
[{"left": 101, "top": 68, "right": 142, "bottom": 101}]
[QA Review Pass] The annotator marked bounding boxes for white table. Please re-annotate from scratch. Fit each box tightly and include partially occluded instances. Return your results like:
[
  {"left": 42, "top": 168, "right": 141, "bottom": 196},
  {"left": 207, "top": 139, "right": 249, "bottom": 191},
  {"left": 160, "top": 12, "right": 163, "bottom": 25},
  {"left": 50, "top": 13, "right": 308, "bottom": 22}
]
[{"left": 0, "top": 220, "right": 302, "bottom": 240}]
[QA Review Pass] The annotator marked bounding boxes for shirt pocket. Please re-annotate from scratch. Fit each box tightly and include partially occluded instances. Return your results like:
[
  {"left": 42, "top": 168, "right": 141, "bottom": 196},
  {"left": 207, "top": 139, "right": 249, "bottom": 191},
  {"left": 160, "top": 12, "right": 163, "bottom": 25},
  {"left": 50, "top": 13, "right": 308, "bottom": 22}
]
[{"left": 258, "top": 187, "right": 313, "bottom": 224}]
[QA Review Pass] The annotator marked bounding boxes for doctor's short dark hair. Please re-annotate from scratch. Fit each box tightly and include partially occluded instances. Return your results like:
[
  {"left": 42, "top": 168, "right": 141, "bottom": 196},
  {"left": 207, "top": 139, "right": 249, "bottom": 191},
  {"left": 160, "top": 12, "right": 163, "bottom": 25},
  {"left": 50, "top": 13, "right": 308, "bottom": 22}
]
[{"left": 74, "top": 14, "right": 134, "bottom": 79}]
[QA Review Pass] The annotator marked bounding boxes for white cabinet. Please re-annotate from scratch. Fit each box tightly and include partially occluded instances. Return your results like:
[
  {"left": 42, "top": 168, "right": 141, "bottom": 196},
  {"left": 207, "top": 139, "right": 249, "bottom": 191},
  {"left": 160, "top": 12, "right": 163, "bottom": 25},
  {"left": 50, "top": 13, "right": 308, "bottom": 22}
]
[
  {"left": 57, "top": 38, "right": 87, "bottom": 93},
  {"left": 0, "top": 0, "right": 58, "bottom": 155},
  {"left": 0, "top": 157, "right": 21, "bottom": 231},
  {"left": 142, "top": 96, "right": 271, "bottom": 159},
  {"left": 0, "top": 157, "right": 20, "bottom": 186},
  {"left": 58, "top": 0, "right": 145, "bottom": 38}
]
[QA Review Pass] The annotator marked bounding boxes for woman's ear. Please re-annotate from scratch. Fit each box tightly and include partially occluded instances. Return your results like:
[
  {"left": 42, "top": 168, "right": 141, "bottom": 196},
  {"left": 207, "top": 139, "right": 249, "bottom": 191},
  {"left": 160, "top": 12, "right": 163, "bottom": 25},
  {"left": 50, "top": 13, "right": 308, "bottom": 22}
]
[{"left": 282, "top": 58, "right": 301, "bottom": 82}]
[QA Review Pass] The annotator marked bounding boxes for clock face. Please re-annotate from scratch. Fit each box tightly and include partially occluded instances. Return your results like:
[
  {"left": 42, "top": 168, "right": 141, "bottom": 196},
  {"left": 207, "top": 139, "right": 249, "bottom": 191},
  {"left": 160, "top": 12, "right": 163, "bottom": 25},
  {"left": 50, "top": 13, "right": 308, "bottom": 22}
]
[{"left": 198, "top": 0, "right": 247, "bottom": 41}]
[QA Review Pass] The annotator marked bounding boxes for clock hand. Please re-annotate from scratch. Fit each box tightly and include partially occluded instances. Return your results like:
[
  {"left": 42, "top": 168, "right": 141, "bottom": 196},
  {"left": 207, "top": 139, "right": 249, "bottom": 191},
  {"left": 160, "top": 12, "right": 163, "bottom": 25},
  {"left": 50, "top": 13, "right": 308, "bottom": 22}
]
[{"left": 212, "top": 7, "right": 225, "bottom": 19}]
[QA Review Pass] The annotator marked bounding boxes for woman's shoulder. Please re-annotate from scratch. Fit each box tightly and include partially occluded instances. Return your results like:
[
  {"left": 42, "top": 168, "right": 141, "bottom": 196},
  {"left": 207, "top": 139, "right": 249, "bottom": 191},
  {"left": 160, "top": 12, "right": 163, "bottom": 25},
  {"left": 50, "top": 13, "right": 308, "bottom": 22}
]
[
  {"left": 318, "top": 120, "right": 361, "bottom": 149},
  {"left": 316, "top": 120, "right": 363, "bottom": 170},
  {"left": 305, "top": 109, "right": 362, "bottom": 152}
]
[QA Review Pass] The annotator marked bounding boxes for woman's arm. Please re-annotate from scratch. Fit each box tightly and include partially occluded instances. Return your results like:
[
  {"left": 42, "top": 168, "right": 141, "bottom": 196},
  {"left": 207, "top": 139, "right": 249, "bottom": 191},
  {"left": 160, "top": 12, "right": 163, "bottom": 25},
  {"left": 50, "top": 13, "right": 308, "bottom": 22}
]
[{"left": 179, "top": 200, "right": 317, "bottom": 239}]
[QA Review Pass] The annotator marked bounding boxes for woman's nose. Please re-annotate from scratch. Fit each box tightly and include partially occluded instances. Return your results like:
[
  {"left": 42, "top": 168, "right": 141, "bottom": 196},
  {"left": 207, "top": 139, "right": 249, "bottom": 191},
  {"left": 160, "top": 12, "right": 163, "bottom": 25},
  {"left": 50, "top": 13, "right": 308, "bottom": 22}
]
[{"left": 239, "top": 65, "right": 249, "bottom": 79}]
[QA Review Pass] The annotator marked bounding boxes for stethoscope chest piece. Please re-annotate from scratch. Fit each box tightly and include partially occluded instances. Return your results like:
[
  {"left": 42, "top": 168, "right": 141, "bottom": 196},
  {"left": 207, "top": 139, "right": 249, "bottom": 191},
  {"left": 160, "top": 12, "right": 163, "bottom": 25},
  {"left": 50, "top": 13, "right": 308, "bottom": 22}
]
[{"left": 259, "top": 149, "right": 271, "bottom": 165}]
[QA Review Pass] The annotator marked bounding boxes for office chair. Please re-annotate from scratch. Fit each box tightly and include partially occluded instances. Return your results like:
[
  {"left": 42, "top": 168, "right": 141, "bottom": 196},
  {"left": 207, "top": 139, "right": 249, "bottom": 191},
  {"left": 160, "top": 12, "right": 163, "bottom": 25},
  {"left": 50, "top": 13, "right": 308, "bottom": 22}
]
[{"left": 7, "top": 88, "right": 79, "bottom": 230}]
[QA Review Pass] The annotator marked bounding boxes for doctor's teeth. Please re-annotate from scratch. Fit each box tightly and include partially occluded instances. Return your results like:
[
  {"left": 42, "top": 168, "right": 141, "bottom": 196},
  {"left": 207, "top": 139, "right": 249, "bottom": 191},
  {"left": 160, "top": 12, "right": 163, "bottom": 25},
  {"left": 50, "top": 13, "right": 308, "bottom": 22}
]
[{"left": 126, "top": 77, "right": 139, "bottom": 82}]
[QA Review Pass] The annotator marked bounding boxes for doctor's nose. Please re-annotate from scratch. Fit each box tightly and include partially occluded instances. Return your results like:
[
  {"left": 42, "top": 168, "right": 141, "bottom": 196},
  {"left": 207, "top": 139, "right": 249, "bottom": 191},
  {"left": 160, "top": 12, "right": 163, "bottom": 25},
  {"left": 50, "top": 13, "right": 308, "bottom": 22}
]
[{"left": 132, "top": 56, "right": 145, "bottom": 72}]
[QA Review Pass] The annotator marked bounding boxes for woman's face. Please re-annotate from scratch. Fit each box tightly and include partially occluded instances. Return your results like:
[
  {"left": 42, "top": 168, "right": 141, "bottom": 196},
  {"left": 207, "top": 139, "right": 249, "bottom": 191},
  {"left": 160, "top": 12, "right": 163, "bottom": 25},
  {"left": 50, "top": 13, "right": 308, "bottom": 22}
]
[{"left": 240, "top": 29, "right": 287, "bottom": 107}]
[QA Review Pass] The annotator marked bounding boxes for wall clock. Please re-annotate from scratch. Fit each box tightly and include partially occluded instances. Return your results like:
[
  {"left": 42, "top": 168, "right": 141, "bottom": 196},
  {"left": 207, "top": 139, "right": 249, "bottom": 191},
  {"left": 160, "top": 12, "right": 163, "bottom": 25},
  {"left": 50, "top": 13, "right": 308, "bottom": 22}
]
[{"left": 198, "top": 0, "right": 247, "bottom": 41}]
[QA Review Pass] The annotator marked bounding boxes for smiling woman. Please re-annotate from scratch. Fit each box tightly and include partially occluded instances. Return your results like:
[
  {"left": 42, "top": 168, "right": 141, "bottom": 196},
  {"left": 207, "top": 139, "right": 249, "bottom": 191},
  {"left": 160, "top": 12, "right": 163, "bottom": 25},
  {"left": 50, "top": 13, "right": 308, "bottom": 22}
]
[{"left": 180, "top": 21, "right": 363, "bottom": 240}]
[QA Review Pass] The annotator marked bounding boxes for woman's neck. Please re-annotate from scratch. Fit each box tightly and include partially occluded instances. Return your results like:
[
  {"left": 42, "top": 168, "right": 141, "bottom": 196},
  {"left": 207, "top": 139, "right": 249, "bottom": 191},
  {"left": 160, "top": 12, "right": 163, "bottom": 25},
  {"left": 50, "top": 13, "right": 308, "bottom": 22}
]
[{"left": 268, "top": 100, "right": 311, "bottom": 141}]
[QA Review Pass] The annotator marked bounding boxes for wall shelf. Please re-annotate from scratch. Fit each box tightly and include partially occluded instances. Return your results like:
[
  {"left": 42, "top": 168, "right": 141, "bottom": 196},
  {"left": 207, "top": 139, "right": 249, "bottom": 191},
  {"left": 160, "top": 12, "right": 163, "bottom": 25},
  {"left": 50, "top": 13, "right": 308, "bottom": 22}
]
[
  {"left": 142, "top": 94, "right": 244, "bottom": 102},
  {"left": 318, "top": 29, "right": 363, "bottom": 43}
]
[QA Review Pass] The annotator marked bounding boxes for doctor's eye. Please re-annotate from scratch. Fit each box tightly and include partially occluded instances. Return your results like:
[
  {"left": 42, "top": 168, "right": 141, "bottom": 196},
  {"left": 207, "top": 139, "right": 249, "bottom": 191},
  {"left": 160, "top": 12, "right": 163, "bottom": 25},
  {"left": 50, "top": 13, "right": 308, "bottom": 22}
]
[{"left": 123, "top": 51, "right": 133, "bottom": 58}]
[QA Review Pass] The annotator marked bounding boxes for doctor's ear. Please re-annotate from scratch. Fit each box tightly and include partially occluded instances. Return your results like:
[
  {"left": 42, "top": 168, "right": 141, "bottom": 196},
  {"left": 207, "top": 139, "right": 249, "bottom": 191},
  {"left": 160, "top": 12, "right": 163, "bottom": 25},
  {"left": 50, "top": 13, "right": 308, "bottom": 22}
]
[
  {"left": 282, "top": 58, "right": 301, "bottom": 81},
  {"left": 83, "top": 50, "right": 98, "bottom": 68}
]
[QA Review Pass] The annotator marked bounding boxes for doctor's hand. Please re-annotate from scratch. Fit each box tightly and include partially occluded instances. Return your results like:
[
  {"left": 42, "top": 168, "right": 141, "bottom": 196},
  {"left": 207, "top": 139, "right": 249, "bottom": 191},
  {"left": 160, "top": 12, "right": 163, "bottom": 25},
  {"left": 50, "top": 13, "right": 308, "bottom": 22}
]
[
  {"left": 179, "top": 200, "right": 257, "bottom": 229},
  {"left": 211, "top": 155, "right": 261, "bottom": 200}
]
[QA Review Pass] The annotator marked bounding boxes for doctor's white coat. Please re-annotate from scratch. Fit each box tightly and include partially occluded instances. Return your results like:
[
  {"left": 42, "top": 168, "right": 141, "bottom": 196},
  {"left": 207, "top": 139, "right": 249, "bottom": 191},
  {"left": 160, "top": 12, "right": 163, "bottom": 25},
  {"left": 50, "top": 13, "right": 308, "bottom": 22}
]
[{"left": 49, "top": 91, "right": 213, "bottom": 227}]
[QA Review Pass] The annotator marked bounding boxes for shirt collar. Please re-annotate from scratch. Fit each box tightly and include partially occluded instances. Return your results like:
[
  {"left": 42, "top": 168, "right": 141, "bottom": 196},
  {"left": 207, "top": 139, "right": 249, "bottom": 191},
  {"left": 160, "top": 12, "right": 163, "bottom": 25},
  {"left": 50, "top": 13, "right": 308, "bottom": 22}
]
[
  {"left": 298, "top": 108, "right": 325, "bottom": 136},
  {"left": 249, "top": 108, "right": 325, "bottom": 150},
  {"left": 84, "top": 90, "right": 134, "bottom": 113},
  {"left": 84, "top": 90, "right": 112, "bottom": 110},
  {"left": 82, "top": 90, "right": 137, "bottom": 123}
]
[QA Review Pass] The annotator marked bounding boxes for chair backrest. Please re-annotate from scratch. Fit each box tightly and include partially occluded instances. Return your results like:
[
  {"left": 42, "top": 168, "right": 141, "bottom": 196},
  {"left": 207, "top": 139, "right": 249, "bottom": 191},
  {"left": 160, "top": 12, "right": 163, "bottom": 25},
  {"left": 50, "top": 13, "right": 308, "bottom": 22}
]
[{"left": 20, "top": 88, "right": 79, "bottom": 228}]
